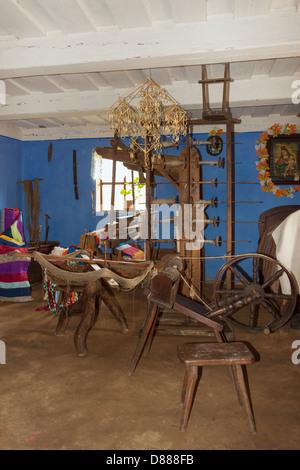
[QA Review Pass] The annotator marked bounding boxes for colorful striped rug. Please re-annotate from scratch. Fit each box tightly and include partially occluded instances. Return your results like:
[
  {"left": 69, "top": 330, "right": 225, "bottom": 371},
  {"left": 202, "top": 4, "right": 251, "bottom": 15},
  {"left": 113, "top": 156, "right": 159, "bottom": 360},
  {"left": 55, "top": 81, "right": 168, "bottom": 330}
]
[{"left": 0, "top": 209, "right": 31, "bottom": 302}]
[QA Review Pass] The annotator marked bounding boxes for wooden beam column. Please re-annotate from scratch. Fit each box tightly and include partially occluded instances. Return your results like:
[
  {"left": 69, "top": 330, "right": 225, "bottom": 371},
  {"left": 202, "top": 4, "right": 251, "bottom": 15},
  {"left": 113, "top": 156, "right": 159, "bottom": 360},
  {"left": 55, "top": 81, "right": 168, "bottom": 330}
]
[{"left": 226, "top": 120, "right": 234, "bottom": 289}]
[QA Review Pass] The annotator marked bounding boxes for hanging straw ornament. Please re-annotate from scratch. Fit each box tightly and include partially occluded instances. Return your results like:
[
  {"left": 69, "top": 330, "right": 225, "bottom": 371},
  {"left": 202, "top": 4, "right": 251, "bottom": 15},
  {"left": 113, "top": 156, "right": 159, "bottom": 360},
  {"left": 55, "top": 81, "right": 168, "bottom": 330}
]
[{"left": 107, "top": 78, "right": 187, "bottom": 169}]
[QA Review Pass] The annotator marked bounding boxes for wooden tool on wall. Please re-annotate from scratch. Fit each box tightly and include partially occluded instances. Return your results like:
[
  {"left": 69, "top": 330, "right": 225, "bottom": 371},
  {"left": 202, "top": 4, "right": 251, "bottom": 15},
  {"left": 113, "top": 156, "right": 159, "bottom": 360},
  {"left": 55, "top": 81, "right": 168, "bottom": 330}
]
[
  {"left": 43, "top": 213, "right": 50, "bottom": 242},
  {"left": 17, "top": 178, "right": 44, "bottom": 243},
  {"left": 73, "top": 150, "right": 79, "bottom": 200},
  {"left": 48, "top": 142, "right": 52, "bottom": 163}
]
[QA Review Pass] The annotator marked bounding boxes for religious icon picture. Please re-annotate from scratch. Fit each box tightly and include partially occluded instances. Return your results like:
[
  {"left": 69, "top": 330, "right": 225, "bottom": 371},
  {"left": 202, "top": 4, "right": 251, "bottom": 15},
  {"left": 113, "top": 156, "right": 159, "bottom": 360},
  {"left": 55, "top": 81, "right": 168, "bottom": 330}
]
[{"left": 268, "top": 134, "right": 300, "bottom": 184}]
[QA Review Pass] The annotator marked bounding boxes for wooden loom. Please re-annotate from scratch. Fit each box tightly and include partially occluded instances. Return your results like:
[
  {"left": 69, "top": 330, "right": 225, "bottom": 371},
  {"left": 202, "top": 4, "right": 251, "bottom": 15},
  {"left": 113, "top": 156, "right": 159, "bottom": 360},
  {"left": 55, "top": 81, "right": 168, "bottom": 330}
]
[{"left": 94, "top": 63, "right": 241, "bottom": 300}]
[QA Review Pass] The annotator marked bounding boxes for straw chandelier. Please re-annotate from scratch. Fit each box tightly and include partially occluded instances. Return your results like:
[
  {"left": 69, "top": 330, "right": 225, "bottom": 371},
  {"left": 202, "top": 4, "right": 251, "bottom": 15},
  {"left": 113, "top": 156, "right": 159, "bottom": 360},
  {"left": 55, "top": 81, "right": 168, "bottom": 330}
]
[{"left": 107, "top": 78, "right": 187, "bottom": 168}]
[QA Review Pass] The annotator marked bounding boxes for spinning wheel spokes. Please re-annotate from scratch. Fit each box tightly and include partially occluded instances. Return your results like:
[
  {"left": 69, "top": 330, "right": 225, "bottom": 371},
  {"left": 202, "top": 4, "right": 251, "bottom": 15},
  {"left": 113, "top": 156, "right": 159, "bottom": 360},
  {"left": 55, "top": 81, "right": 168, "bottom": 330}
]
[
  {"left": 213, "top": 253, "right": 298, "bottom": 333},
  {"left": 253, "top": 256, "right": 258, "bottom": 283},
  {"left": 228, "top": 264, "right": 251, "bottom": 286},
  {"left": 262, "top": 268, "right": 285, "bottom": 290}
]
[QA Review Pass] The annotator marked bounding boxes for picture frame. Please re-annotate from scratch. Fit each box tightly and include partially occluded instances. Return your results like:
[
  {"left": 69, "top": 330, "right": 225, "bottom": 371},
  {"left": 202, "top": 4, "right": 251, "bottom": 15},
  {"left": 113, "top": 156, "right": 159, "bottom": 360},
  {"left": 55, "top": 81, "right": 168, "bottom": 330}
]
[
  {"left": 267, "top": 133, "right": 300, "bottom": 184},
  {"left": 206, "top": 134, "right": 223, "bottom": 156}
]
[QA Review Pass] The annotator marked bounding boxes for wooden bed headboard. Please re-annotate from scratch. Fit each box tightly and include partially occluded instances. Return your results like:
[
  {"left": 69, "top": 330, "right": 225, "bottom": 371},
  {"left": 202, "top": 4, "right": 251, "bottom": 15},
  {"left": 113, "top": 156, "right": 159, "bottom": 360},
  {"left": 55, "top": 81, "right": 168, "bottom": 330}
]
[{"left": 258, "top": 205, "right": 300, "bottom": 257}]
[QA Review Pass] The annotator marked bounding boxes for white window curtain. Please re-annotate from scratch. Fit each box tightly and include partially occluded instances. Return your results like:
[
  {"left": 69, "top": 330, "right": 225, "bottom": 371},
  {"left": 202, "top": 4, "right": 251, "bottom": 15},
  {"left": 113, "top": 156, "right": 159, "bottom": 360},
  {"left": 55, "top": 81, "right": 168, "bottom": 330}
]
[{"left": 91, "top": 149, "right": 102, "bottom": 180}]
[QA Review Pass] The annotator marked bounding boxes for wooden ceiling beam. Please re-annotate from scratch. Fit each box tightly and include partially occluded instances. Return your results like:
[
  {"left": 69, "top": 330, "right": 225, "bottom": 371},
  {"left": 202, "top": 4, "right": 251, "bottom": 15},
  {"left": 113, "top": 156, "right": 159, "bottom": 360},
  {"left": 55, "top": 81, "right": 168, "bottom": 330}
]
[
  {"left": 0, "top": 13, "right": 299, "bottom": 80},
  {"left": 0, "top": 75, "right": 295, "bottom": 121}
]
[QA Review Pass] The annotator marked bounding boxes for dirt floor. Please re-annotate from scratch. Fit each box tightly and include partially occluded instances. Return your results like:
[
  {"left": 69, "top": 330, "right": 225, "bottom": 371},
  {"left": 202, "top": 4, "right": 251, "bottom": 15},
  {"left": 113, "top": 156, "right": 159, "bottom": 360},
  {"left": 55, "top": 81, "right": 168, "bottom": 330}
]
[{"left": 0, "top": 282, "right": 300, "bottom": 451}]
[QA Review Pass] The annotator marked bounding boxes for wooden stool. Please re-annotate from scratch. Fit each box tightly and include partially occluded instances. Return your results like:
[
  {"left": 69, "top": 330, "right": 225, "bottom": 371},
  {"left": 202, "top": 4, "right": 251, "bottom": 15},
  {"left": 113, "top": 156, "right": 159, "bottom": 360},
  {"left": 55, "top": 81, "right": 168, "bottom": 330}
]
[{"left": 177, "top": 342, "right": 256, "bottom": 434}]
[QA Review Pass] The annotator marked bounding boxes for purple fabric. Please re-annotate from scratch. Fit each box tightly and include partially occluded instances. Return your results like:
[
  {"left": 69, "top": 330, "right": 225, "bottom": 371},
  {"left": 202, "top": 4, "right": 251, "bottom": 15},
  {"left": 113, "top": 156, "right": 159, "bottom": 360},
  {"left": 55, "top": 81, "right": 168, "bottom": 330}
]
[
  {"left": 2, "top": 209, "right": 26, "bottom": 243},
  {"left": 0, "top": 261, "right": 30, "bottom": 273},
  {"left": 2, "top": 209, "right": 16, "bottom": 230}
]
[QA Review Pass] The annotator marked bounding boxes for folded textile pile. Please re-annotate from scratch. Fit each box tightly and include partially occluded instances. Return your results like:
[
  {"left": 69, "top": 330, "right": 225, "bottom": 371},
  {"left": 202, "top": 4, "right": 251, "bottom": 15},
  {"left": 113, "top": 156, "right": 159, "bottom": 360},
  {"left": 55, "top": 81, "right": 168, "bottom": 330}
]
[{"left": 115, "top": 242, "right": 144, "bottom": 261}]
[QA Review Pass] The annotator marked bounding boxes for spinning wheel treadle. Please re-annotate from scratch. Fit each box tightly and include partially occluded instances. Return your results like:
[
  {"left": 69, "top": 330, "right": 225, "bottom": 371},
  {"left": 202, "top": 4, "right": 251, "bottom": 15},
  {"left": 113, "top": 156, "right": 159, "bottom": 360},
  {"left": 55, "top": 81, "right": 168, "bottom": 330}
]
[{"left": 212, "top": 253, "right": 298, "bottom": 334}]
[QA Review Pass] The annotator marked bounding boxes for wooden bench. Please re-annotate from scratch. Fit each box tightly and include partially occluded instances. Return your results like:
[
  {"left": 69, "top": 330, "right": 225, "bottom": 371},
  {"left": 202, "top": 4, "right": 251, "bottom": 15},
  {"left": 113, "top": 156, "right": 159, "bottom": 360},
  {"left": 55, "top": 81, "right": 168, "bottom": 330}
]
[
  {"left": 177, "top": 341, "right": 256, "bottom": 434},
  {"left": 127, "top": 295, "right": 228, "bottom": 375}
]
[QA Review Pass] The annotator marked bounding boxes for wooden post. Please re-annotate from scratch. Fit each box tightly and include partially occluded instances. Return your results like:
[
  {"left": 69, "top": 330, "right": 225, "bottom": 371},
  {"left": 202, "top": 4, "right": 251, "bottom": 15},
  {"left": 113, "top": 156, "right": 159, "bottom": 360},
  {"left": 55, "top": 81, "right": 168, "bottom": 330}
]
[
  {"left": 179, "top": 126, "right": 191, "bottom": 297},
  {"left": 131, "top": 170, "right": 135, "bottom": 207},
  {"left": 226, "top": 120, "right": 233, "bottom": 289},
  {"left": 201, "top": 65, "right": 210, "bottom": 114},
  {"left": 222, "top": 63, "right": 230, "bottom": 114},
  {"left": 123, "top": 176, "right": 127, "bottom": 210},
  {"left": 145, "top": 166, "right": 151, "bottom": 261},
  {"left": 99, "top": 179, "right": 103, "bottom": 211},
  {"left": 36, "top": 225, "right": 42, "bottom": 251},
  {"left": 145, "top": 135, "right": 152, "bottom": 261},
  {"left": 111, "top": 159, "right": 116, "bottom": 208}
]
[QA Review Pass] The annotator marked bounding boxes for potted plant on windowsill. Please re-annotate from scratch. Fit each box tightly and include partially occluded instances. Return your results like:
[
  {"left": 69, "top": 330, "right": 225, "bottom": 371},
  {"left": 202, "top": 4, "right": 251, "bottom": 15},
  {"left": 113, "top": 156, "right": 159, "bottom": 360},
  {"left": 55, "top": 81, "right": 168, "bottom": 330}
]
[{"left": 120, "top": 176, "right": 145, "bottom": 210}]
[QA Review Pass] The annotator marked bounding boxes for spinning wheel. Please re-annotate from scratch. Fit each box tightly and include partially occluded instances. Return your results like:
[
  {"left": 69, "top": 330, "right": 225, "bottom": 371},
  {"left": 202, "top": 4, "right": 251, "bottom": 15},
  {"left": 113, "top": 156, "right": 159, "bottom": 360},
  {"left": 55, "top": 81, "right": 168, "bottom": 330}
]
[
  {"left": 212, "top": 253, "right": 298, "bottom": 334},
  {"left": 128, "top": 254, "right": 297, "bottom": 375}
]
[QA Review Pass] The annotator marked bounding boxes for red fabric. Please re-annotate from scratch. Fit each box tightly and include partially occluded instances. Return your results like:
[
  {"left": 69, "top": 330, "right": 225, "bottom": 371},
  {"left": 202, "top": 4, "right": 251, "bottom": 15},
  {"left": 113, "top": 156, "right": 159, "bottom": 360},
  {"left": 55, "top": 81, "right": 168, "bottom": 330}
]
[
  {"left": 0, "top": 272, "right": 29, "bottom": 283},
  {"left": 0, "top": 246, "right": 28, "bottom": 255}
]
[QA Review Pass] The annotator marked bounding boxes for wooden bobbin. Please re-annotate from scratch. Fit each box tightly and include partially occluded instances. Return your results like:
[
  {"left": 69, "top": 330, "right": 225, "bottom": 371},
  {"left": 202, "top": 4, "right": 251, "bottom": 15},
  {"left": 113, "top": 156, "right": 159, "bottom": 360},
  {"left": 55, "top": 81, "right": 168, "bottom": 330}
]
[
  {"left": 151, "top": 195, "right": 178, "bottom": 205},
  {"left": 205, "top": 216, "right": 219, "bottom": 227},
  {"left": 151, "top": 236, "right": 175, "bottom": 247},
  {"left": 191, "top": 139, "right": 212, "bottom": 146},
  {"left": 192, "top": 216, "right": 219, "bottom": 228},
  {"left": 194, "top": 197, "right": 215, "bottom": 208},
  {"left": 197, "top": 157, "right": 225, "bottom": 168},
  {"left": 161, "top": 156, "right": 186, "bottom": 170},
  {"left": 203, "top": 236, "right": 219, "bottom": 247},
  {"left": 161, "top": 142, "right": 179, "bottom": 148},
  {"left": 191, "top": 177, "right": 216, "bottom": 188}
]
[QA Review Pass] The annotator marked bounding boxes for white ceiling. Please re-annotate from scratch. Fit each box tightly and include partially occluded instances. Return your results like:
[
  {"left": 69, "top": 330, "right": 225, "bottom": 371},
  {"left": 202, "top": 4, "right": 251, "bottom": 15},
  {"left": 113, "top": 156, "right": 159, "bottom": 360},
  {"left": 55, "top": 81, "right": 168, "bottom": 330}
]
[{"left": 0, "top": 0, "right": 299, "bottom": 140}]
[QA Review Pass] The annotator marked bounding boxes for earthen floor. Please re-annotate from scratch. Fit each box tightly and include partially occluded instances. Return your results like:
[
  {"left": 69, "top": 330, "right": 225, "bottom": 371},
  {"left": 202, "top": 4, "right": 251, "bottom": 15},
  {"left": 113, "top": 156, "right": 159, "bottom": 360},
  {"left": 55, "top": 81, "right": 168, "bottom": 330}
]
[{"left": 0, "top": 284, "right": 299, "bottom": 451}]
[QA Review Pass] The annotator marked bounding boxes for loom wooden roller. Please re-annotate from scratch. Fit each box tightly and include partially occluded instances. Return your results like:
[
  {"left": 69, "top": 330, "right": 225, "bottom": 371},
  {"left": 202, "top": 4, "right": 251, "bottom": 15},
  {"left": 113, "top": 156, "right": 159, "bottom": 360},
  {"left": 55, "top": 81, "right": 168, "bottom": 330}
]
[
  {"left": 193, "top": 216, "right": 219, "bottom": 227},
  {"left": 160, "top": 142, "right": 180, "bottom": 149},
  {"left": 192, "top": 139, "right": 214, "bottom": 146},
  {"left": 191, "top": 178, "right": 259, "bottom": 188},
  {"left": 197, "top": 156, "right": 225, "bottom": 168},
  {"left": 192, "top": 138, "right": 223, "bottom": 147},
  {"left": 193, "top": 197, "right": 215, "bottom": 208},
  {"left": 218, "top": 219, "right": 262, "bottom": 224},
  {"left": 152, "top": 216, "right": 175, "bottom": 225},
  {"left": 202, "top": 236, "right": 251, "bottom": 247},
  {"left": 202, "top": 236, "right": 220, "bottom": 247},
  {"left": 152, "top": 179, "right": 258, "bottom": 187},
  {"left": 151, "top": 236, "right": 175, "bottom": 247},
  {"left": 215, "top": 199, "right": 263, "bottom": 205},
  {"left": 162, "top": 157, "right": 186, "bottom": 169},
  {"left": 151, "top": 195, "right": 178, "bottom": 205},
  {"left": 148, "top": 257, "right": 183, "bottom": 309},
  {"left": 191, "top": 177, "right": 216, "bottom": 187},
  {"left": 193, "top": 217, "right": 260, "bottom": 227},
  {"left": 192, "top": 197, "right": 262, "bottom": 207},
  {"left": 152, "top": 155, "right": 186, "bottom": 170}
]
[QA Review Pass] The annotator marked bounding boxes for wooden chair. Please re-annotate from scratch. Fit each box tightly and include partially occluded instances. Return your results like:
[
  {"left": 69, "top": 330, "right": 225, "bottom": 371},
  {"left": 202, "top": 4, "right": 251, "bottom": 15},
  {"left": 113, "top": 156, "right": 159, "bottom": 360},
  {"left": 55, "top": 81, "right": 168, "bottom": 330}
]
[{"left": 177, "top": 341, "right": 256, "bottom": 434}]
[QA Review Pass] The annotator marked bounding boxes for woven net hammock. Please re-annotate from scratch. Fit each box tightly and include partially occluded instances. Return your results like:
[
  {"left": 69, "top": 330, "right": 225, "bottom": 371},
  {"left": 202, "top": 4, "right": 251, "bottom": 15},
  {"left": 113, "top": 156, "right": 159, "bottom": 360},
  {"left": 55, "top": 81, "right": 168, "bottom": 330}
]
[{"left": 33, "top": 251, "right": 154, "bottom": 292}]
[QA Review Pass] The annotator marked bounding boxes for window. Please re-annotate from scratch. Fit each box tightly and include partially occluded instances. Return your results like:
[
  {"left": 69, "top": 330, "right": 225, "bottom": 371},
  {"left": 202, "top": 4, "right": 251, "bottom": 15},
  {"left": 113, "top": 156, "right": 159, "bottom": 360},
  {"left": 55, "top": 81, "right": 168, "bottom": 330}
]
[{"left": 95, "top": 158, "right": 145, "bottom": 214}]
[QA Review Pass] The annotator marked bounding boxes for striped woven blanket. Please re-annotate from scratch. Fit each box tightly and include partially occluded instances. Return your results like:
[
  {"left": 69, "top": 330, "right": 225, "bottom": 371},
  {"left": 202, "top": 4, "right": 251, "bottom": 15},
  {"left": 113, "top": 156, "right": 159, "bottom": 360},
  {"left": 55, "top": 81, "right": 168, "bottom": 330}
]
[{"left": 0, "top": 208, "right": 31, "bottom": 302}]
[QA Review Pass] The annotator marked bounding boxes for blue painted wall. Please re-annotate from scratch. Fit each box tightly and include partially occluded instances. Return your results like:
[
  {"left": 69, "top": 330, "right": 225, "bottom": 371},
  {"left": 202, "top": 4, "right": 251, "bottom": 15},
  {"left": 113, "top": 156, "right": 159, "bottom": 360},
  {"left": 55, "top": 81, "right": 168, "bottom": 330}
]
[
  {"left": 0, "top": 135, "right": 23, "bottom": 228},
  {"left": 147, "top": 131, "right": 300, "bottom": 278},
  {"left": 21, "top": 137, "right": 113, "bottom": 247},
  {"left": 1, "top": 129, "right": 300, "bottom": 278}
]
